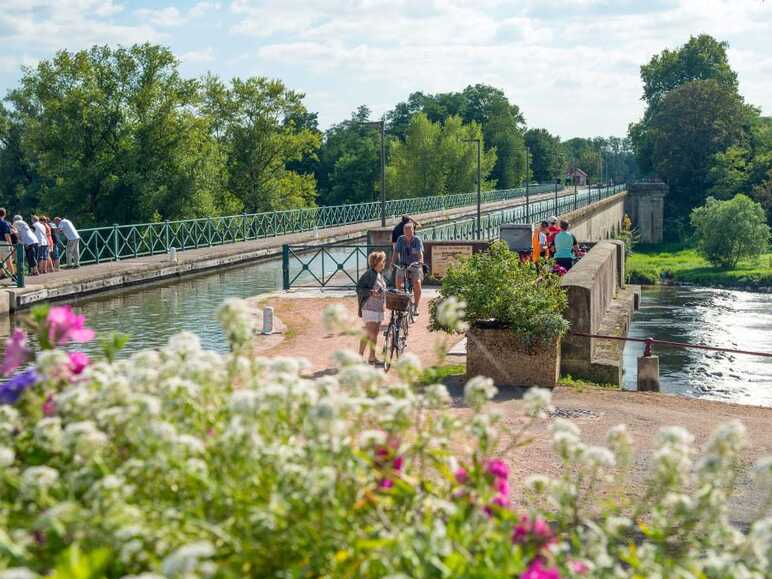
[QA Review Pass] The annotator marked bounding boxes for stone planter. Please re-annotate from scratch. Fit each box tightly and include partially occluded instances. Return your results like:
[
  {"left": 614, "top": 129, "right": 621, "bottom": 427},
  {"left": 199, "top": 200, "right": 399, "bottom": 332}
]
[{"left": 466, "top": 325, "right": 560, "bottom": 388}]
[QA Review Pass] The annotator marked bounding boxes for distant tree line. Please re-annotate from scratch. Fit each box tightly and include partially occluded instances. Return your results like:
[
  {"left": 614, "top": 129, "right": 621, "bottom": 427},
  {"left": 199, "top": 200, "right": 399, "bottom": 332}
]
[
  {"left": 629, "top": 34, "right": 772, "bottom": 234},
  {"left": 0, "top": 43, "right": 639, "bottom": 227}
]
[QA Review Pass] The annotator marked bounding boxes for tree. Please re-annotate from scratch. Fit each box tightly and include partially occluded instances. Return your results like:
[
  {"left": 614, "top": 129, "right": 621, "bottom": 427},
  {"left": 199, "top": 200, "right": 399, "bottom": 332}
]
[
  {"left": 690, "top": 195, "right": 769, "bottom": 268},
  {"left": 316, "top": 106, "right": 380, "bottom": 205},
  {"left": 3, "top": 44, "right": 231, "bottom": 225},
  {"left": 202, "top": 76, "right": 320, "bottom": 212},
  {"left": 649, "top": 79, "right": 752, "bottom": 213},
  {"left": 386, "top": 113, "right": 496, "bottom": 199},
  {"left": 524, "top": 129, "right": 565, "bottom": 183},
  {"left": 641, "top": 34, "right": 737, "bottom": 108}
]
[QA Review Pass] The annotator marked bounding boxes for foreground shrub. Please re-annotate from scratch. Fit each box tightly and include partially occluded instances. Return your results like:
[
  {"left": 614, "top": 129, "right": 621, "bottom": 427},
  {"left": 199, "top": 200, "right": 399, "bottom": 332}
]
[
  {"left": 690, "top": 194, "right": 770, "bottom": 268},
  {"left": 0, "top": 300, "right": 769, "bottom": 577},
  {"left": 429, "top": 241, "right": 569, "bottom": 348}
]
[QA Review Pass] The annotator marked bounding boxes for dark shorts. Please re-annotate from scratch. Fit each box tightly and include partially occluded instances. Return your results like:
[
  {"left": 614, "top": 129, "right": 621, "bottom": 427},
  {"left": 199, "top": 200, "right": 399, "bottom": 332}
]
[
  {"left": 51, "top": 242, "right": 60, "bottom": 260},
  {"left": 555, "top": 258, "right": 574, "bottom": 271},
  {"left": 38, "top": 245, "right": 49, "bottom": 261},
  {"left": 25, "top": 244, "right": 38, "bottom": 269}
]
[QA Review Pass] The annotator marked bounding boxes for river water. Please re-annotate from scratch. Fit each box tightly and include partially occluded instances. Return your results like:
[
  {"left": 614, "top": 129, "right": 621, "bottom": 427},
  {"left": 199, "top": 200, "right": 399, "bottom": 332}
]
[{"left": 622, "top": 286, "right": 772, "bottom": 407}]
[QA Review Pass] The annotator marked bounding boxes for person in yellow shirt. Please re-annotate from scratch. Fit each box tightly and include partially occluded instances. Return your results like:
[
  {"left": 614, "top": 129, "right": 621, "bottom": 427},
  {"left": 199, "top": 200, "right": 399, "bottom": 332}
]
[{"left": 531, "top": 221, "right": 549, "bottom": 263}]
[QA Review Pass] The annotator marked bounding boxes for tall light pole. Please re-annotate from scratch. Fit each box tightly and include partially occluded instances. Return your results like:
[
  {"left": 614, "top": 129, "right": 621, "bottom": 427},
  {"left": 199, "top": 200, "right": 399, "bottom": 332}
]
[
  {"left": 365, "top": 118, "right": 387, "bottom": 227},
  {"left": 524, "top": 148, "right": 531, "bottom": 223},
  {"left": 463, "top": 138, "right": 482, "bottom": 239}
]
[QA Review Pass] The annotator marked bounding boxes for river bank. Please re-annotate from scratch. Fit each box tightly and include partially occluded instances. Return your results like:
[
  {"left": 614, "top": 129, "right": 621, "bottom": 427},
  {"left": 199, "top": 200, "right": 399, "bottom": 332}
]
[{"left": 626, "top": 243, "right": 772, "bottom": 291}]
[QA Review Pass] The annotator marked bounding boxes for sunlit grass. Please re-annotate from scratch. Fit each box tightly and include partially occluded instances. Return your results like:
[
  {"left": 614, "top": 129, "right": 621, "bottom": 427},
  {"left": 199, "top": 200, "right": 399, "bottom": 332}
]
[{"left": 627, "top": 243, "right": 772, "bottom": 288}]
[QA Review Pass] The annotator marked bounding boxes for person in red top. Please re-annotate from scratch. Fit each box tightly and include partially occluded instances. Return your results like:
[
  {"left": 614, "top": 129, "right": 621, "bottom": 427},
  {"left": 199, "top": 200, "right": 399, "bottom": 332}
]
[{"left": 546, "top": 216, "right": 561, "bottom": 256}]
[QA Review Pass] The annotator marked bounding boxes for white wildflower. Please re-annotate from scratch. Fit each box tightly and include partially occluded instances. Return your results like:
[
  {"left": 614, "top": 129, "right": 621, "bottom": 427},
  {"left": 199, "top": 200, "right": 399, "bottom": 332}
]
[
  {"left": 524, "top": 474, "right": 551, "bottom": 494},
  {"left": 656, "top": 426, "right": 694, "bottom": 449},
  {"left": 523, "top": 387, "right": 553, "bottom": 418},
  {"left": 166, "top": 331, "right": 202, "bottom": 358},
  {"left": 605, "top": 516, "right": 633, "bottom": 535},
  {"left": 128, "top": 395, "right": 161, "bottom": 418},
  {"left": 331, "top": 349, "right": 363, "bottom": 369},
  {"left": 0, "top": 569, "right": 40, "bottom": 579},
  {"left": 176, "top": 434, "right": 206, "bottom": 455},
  {"left": 358, "top": 429, "right": 387, "bottom": 448},
  {"left": 149, "top": 421, "right": 178, "bottom": 443},
  {"left": 186, "top": 458, "right": 208, "bottom": 477},
  {"left": 35, "top": 350, "right": 70, "bottom": 381},
  {"left": 551, "top": 418, "right": 581, "bottom": 437},
  {"left": 463, "top": 376, "right": 497, "bottom": 410},
  {"left": 22, "top": 466, "right": 59, "bottom": 490},
  {"left": 435, "top": 296, "right": 468, "bottom": 332},
  {"left": 322, "top": 303, "right": 356, "bottom": 334},
  {"left": 161, "top": 541, "right": 216, "bottom": 577},
  {"left": 753, "top": 456, "right": 772, "bottom": 483},
  {"left": 662, "top": 492, "right": 695, "bottom": 516},
  {"left": 424, "top": 383, "right": 451, "bottom": 408},
  {"left": 217, "top": 298, "right": 255, "bottom": 347},
  {"left": 583, "top": 446, "right": 616, "bottom": 470},
  {"left": 0, "top": 406, "right": 20, "bottom": 442},
  {"left": 0, "top": 445, "right": 14, "bottom": 468},
  {"left": 395, "top": 353, "right": 422, "bottom": 383},
  {"left": 33, "top": 417, "right": 63, "bottom": 452},
  {"left": 229, "top": 390, "right": 261, "bottom": 415},
  {"left": 269, "top": 357, "right": 308, "bottom": 376}
]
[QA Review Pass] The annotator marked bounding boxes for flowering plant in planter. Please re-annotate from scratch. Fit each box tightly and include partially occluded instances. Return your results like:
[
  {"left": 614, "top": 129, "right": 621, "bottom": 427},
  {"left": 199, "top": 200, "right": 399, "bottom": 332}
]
[
  {"left": 429, "top": 241, "right": 568, "bottom": 349},
  {"left": 0, "top": 299, "right": 770, "bottom": 578}
]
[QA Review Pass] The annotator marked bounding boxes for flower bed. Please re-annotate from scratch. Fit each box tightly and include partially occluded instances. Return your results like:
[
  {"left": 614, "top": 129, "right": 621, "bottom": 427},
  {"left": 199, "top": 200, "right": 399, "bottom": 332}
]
[{"left": 0, "top": 300, "right": 770, "bottom": 578}]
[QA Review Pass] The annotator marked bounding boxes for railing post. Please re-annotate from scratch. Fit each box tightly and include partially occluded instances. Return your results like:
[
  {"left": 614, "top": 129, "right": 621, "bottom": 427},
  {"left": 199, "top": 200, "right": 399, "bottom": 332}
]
[
  {"left": 282, "top": 244, "right": 290, "bottom": 290},
  {"left": 113, "top": 224, "right": 119, "bottom": 261},
  {"left": 164, "top": 220, "right": 170, "bottom": 252},
  {"left": 208, "top": 218, "right": 213, "bottom": 246},
  {"left": 243, "top": 212, "right": 248, "bottom": 242},
  {"left": 553, "top": 180, "right": 558, "bottom": 216},
  {"left": 15, "top": 243, "right": 24, "bottom": 288}
]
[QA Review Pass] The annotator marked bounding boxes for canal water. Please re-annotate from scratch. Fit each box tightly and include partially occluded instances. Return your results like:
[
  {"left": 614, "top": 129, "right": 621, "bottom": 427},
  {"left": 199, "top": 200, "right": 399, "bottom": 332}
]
[{"left": 622, "top": 286, "right": 772, "bottom": 407}]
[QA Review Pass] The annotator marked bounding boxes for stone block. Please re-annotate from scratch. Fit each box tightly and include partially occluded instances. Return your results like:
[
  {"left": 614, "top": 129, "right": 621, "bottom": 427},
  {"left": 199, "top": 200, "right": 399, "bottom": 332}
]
[{"left": 466, "top": 326, "right": 560, "bottom": 388}]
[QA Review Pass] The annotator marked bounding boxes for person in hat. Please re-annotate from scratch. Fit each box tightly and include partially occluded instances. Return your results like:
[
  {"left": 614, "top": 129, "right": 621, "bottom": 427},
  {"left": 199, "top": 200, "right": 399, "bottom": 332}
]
[{"left": 546, "top": 216, "right": 561, "bottom": 256}]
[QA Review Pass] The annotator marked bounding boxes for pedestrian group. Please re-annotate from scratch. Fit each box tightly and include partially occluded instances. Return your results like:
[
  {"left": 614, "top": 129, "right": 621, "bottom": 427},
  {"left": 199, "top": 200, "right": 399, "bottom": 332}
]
[{"left": 0, "top": 208, "right": 81, "bottom": 278}]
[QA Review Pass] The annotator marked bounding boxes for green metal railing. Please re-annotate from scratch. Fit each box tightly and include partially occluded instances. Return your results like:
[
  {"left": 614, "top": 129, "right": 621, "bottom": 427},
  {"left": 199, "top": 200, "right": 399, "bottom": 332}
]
[
  {"left": 281, "top": 184, "right": 626, "bottom": 289},
  {"left": 73, "top": 184, "right": 558, "bottom": 267}
]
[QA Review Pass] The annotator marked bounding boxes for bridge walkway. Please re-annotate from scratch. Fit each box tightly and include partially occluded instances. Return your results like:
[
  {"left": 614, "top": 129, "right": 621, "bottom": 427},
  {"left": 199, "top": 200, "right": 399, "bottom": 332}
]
[{"left": 2, "top": 187, "right": 582, "bottom": 312}]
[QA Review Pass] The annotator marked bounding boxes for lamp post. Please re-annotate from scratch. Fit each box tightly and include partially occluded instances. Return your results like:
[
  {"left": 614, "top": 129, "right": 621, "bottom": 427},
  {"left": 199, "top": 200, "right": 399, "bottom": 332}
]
[
  {"left": 524, "top": 148, "right": 531, "bottom": 223},
  {"left": 463, "top": 138, "right": 482, "bottom": 239},
  {"left": 364, "top": 118, "right": 387, "bottom": 227}
]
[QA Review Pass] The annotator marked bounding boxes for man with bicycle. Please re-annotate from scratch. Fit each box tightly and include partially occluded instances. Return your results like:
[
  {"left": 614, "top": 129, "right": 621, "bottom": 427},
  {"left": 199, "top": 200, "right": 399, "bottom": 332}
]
[{"left": 394, "top": 221, "right": 424, "bottom": 316}]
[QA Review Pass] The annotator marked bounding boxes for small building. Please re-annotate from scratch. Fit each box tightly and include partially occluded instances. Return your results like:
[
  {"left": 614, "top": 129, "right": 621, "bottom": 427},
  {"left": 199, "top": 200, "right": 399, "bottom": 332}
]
[{"left": 566, "top": 168, "right": 588, "bottom": 186}]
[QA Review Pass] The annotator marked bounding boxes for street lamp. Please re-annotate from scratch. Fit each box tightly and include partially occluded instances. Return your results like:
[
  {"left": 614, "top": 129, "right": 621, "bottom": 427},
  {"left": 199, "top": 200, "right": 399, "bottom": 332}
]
[
  {"left": 364, "top": 118, "right": 387, "bottom": 227},
  {"left": 463, "top": 138, "right": 482, "bottom": 239},
  {"left": 523, "top": 148, "right": 531, "bottom": 223}
]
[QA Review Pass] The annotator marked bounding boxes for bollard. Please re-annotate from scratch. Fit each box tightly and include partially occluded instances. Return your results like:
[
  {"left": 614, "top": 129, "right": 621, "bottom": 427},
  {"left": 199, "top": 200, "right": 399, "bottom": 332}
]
[
  {"left": 168, "top": 246, "right": 177, "bottom": 264},
  {"left": 637, "top": 355, "right": 660, "bottom": 392},
  {"left": 262, "top": 306, "right": 274, "bottom": 335}
]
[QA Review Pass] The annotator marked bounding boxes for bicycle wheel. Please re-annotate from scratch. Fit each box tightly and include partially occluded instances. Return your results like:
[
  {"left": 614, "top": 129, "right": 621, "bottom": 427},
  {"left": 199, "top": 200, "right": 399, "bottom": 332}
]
[
  {"left": 383, "top": 318, "right": 398, "bottom": 372},
  {"left": 397, "top": 313, "right": 409, "bottom": 356}
]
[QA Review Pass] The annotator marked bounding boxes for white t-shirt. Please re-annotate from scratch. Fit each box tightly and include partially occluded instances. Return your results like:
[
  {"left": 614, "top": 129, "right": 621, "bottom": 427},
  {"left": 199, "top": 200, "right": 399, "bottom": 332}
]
[
  {"left": 59, "top": 218, "right": 80, "bottom": 241},
  {"left": 33, "top": 222, "right": 48, "bottom": 246},
  {"left": 14, "top": 221, "right": 38, "bottom": 246},
  {"left": 539, "top": 231, "right": 547, "bottom": 246}
]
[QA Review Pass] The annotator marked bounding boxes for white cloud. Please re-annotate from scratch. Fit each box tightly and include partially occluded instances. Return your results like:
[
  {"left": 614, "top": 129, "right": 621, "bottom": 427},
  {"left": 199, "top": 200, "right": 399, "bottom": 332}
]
[
  {"left": 135, "top": 2, "right": 221, "bottom": 28},
  {"left": 180, "top": 47, "right": 216, "bottom": 63}
]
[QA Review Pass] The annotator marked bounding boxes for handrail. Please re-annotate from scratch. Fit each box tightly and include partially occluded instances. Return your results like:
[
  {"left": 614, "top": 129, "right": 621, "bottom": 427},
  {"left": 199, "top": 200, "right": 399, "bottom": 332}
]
[{"left": 570, "top": 332, "right": 771, "bottom": 358}]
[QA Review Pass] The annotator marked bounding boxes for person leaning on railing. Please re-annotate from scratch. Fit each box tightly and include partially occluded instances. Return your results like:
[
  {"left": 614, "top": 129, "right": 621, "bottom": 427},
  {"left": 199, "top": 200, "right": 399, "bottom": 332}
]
[
  {"left": 54, "top": 216, "right": 81, "bottom": 268},
  {"left": 0, "top": 208, "right": 15, "bottom": 278},
  {"left": 13, "top": 215, "right": 39, "bottom": 276}
]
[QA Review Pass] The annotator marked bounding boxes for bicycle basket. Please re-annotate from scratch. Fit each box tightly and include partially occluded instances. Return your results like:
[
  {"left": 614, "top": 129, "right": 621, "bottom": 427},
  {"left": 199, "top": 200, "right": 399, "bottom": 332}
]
[{"left": 385, "top": 290, "right": 411, "bottom": 311}]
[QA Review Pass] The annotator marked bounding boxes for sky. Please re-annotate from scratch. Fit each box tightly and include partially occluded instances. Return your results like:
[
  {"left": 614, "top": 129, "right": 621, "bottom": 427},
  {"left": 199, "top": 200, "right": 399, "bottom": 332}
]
[{"left": 0, "top": 0, "right": 770, "bottom": 139}]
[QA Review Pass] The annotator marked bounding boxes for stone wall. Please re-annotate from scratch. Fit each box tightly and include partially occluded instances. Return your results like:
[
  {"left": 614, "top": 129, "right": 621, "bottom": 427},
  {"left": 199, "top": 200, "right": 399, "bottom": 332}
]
[
  {"left": 560, "top": 191, "right": 626, "bottom": 242},
  {"left": 560, "top": 240, "right": 639, "bottom": 385},
  {"left": 624, "top": 182, "right": 667, "bottom": 244}
]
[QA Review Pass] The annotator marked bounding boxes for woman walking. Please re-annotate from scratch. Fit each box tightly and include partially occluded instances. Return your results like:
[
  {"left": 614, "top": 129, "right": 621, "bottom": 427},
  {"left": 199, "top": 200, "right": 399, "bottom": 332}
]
[
  {"left": 41, "top": 217, "right": 59, "bottom": 271},
  {"left": 356, "top": 251, "right": 387, "bottom": 364}
]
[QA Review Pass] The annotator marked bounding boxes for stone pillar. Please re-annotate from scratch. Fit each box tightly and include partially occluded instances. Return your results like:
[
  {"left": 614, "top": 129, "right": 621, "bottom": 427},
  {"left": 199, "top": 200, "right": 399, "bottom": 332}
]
[
  {"left": 637, "top": 355, "right": 660, "bottom": 392},
  {"left": 625, "top": 182, "right": 667, "bottom": 244}
]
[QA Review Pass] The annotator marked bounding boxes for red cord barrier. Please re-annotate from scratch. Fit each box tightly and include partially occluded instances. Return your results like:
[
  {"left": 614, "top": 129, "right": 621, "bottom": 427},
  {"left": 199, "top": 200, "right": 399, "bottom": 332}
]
[{"left": 569, "top": 332, "right": 772, "bottom": 358}]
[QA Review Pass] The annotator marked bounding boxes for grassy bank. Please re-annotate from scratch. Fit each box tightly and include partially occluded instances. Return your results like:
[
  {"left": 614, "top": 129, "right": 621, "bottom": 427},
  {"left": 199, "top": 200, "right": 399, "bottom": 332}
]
[{"left": 627, "top": 243, "right": 772, "bottom": 289}]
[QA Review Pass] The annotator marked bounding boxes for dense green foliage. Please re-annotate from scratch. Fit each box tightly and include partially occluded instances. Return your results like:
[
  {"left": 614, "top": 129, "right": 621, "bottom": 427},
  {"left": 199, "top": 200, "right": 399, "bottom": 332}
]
[
  {"left": 629, "top": 35, "right": 771, "bottom": 236},
  {"left": 626, "top": 243, "right": 772, "bottom": 288},
  {"left": 690, "top": 195, "right": 770, "bottom": 269},
  {"left": 0, "top": 43, "right": 651, "bottom": 226},
  {"left": 430, "top": 241, "right": 568, "bottom": 347},
  {"left": 386, "top": 113, "right": 496, "bottom": 198}
]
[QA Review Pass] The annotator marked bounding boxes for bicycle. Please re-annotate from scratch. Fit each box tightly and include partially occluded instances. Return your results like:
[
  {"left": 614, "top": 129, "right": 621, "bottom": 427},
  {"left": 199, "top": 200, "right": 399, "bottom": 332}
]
[
  {"left": 382, "top": 289, "right": 412, "bottom": 372},
  {"left": 393, "top": 262, "right": 422, "bottom": 325}
]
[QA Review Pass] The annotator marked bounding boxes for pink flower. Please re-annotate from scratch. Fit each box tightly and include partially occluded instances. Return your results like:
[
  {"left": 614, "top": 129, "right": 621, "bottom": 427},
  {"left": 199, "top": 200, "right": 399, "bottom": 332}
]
[
  {"left": 485, "top": 458, "right": 509, "bottom": 480},
  {"left": 42, "top": 394, "right": 56, "bottom": 417},
  {"left": 454, "top": 467, "right": 469, "bottom": 484},
  {"left": 392, "top": 455, "right": 404, "bottom": 472},
  {"left": 67, "top": 352, "right": 90, "bottom": 375},
  {"left": 512, "top": 515, "right": 554, "bottom": 546},
  {"left": 494, "top": 477, "right": 510, "bottom": 495},
  {"left": 2, "top": 328, "right": 32, "bottom": 377},
  {"left": 47, "top": 306, "right": 95, "bottom": 346},
  {"left": 378, "top": 478, "right": 394, "bottom": 490},
  {"left": 568, "top": 560, "right": 589, "bottom": 575},
  {"left": 491, "top": 493, "right": 510, "bottom": 507},
  {"left": 520, "top": 559, "right": 560, "bottom": 579}
]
